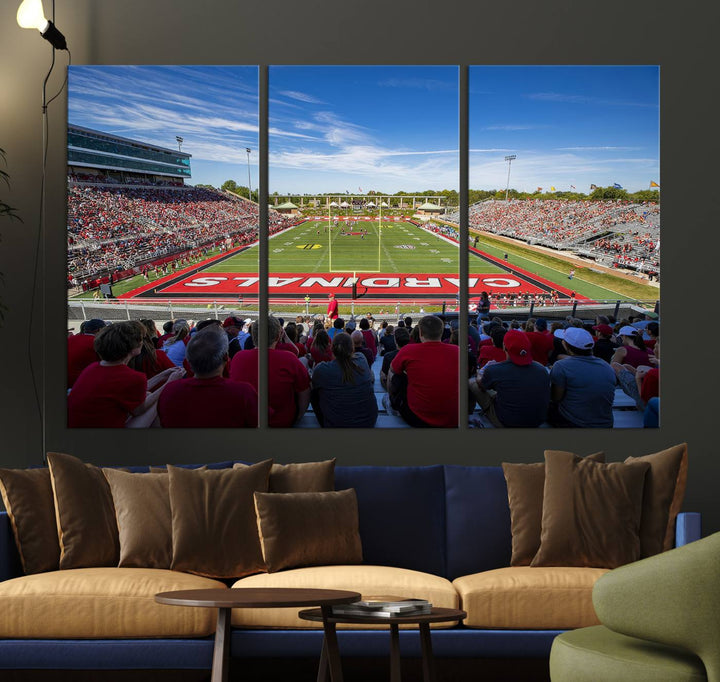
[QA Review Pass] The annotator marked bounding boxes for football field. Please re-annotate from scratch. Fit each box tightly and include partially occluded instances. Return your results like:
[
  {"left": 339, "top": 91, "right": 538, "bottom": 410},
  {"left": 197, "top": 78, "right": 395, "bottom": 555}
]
[
  {"left": 123, "top": 219, "right": 585, "bottom": 302},
  {"left": 203, "top": 219, "right": 470, "bottom": 275}
]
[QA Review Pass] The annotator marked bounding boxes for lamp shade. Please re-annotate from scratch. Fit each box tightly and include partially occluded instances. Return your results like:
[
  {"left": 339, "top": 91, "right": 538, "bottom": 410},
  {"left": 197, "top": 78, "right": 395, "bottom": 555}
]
[{"left": 17, "top": 0, "right": 49, "bottom": 32}]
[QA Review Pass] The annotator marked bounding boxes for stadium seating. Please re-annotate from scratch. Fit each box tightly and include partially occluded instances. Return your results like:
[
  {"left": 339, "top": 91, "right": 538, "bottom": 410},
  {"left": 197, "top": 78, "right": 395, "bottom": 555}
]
[
  {"left": 296, "top": 354, "right": 411, "bottom": 428},
  {"left": 295, "top": 350, "right": 646, "bottom": 429},
  {"left": 446, "top": 199, "right": 660, "bottom": 278},
  {"left": 67, "top": 181, "right": 294, "bottom": 284}
]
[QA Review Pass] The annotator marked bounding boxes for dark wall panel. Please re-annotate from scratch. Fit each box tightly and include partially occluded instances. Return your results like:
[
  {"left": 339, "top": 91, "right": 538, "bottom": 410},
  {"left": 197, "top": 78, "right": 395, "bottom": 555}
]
[{"left": 0, "top": 0, "right": 717, "bottom": 533}]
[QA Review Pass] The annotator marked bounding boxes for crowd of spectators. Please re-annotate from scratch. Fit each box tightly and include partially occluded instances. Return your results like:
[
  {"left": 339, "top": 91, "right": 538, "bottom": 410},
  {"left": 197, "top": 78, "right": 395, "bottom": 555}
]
[
  {"left": 67, "top": 181, "right": 294, "bottom": 284},
  {"left": 445, "top": 199, "right": 660, "bottom": 277},
  {"left": 467, "top": 312, "right": 660, "bottom": 428},
  {"left": 66, "top": 306, "right": 659, "bottom": 429}
]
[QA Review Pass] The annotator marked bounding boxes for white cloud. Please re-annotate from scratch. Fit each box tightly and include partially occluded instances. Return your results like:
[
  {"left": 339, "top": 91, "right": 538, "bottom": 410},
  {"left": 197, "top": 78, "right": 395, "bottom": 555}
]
[
  {"left": 527, "top": 92, "right": 658, "bottom": 108},
  {"left": 279, "top": 90, "right": 326, "bottom": 104},
  {"left": 378, "top": 77, "right": 457, "bottom": 92},
  {"left": 469, "top": 150, "right": 658, "bottom": 193}
]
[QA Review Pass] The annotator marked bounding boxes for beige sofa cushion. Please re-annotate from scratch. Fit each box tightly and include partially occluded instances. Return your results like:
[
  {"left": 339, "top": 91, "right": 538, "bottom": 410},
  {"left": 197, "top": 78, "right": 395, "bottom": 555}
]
[
  {"left": 231, "top": 565, "right": 458, "bottom": 629},
  {"left": 0, "top": 568, "right": 227, "bottom": 638},
  {"left": 453, "top": 567, "right": 609, "bottom": 629}
]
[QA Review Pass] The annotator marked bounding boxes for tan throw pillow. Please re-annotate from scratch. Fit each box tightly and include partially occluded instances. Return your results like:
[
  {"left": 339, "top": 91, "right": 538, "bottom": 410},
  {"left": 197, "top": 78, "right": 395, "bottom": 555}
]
[
  {"left": 47, "top": 452, "right": 120, "bottom": 569},
  {"left": 169, "top": 460, "right": 273, "bottom": 579},
  {"left": 0, "top": 468, "right": 59, "bottom": 574},
  {"left": 103, "top": 469, "right": 173, "bottom": 569},
  {"left": 233, "top": 459, "right": 336, "bottom": 493},
  {"left": 531, "top": 451, "right": 650, "bottom": 569},
  {"left": 254, "top": 489, "right": 363, "bottom": 573},
  {"left": 502, "top": 451, "right": 605, "bottom": 566},
  {"left": 625, "top": 443, "right": 688, "bottom": 556}
]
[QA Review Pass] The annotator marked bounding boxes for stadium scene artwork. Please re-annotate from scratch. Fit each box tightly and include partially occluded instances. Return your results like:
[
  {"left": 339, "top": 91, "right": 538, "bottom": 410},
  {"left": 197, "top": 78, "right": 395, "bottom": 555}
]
[
  {"left": 266, "top": 65, "right": 460, "bottom": 428},
  {"left": 467, "top": 66, "right": 660, "bottom": 430},
  {"left": 66, "top": 65, "right": 261, "bottom": 428},
  {"left": 65, "top": 64, "right": 660, "bottom": 430}
]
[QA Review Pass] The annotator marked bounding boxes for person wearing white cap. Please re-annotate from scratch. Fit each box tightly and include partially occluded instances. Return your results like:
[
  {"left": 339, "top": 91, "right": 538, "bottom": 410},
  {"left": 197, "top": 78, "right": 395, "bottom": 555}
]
[
  {"left": 548, "top": 327, "right": 616, "bottom": 428},
  {"left": 610, "top": 325, "right": 652, "bottom": 368}
]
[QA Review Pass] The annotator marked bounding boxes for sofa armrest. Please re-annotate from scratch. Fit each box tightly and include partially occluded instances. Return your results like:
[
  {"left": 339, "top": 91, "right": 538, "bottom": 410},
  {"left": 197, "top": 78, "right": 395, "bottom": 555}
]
[
  {"left": 593, "top": 532, "right": 720, "bottom": 682},
  {"left": 675, "top": 512, "right": 701, "bottom": 547},
  {"left": 0, "top": 512, "right": 23, "bottom": 582}
]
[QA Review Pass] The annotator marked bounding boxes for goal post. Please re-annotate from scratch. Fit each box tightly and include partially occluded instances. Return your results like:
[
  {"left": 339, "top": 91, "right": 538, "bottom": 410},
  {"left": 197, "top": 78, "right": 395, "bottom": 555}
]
[{"left": 327, "top": 199, "right": 386, "bottom": 274}]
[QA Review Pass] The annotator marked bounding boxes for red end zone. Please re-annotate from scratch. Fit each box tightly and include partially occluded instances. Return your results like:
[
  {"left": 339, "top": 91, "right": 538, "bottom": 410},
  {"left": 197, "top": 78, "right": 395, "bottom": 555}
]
[{"left": 153, "top": 272, "right": 560, "bottom": 297}]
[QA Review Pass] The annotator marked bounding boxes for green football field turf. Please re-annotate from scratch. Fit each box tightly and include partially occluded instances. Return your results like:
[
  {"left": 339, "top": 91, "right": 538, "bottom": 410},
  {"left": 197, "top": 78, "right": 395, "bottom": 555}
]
[{"left": 204, "top": 220, "right": 503, "bottom": 275}]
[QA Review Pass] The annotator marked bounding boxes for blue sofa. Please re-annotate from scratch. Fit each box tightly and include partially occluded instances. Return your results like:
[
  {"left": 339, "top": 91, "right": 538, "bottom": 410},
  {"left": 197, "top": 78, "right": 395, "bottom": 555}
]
[{"left": 0, "top": 464, "right": 701, "bottom": 672}]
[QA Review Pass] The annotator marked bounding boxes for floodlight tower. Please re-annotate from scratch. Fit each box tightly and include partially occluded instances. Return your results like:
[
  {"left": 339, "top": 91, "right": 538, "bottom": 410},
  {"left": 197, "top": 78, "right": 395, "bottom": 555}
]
[
  {"left": 246, "top": 147, "right": 252, "bottom": 202},
  {"left": 176, "top": 136, "right": 184, "bottom": 152},
  {"left": 504, "top": 154, "right": 517, "bottom": 201}
]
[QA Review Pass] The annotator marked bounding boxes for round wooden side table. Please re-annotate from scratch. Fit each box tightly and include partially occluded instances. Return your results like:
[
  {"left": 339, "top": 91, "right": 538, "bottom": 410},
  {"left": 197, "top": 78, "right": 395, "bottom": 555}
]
[
  {"left": 156, "top": 587, "right": 361, "bottom": 682},
  {"left": 299, "top": 606, "right": 467, "bottom": 682}
]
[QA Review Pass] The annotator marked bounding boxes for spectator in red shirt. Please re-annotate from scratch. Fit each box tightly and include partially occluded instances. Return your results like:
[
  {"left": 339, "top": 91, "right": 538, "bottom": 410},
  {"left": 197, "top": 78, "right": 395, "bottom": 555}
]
[
  {"left": 128, "top": 320, "right": 176, "bottom": 380},
  {"left": 388, "top": 315, "right": 459, "bottom": 427},
  {"left": 68, "top": 321, "right": 183, "bottom": 428},
  {"left": 157, "top": 320, "right": 175, "bottom": 348},
  {"left": 67, "top": 318, "right": 106, "bottom": 388},
  {"left": 358, "top": 317, "right": 377, "bottom": 360},
  {"left": 229, "top": 316, "right": 310, "bottom": 427},
  {"left": 525, "top": 318, "right": 554, "bottom": 366},
  {"left": 327, "top": 293, "right": 339, "bottom": 320},
  {"left": 309, "top": 328, "right": 333, "bottom": 367},
  {"left": 478, "top": 326, "right": 508, "bottom": 368},
  {"left": 158, "top": 326, "right": 258, "bottom": 428}
]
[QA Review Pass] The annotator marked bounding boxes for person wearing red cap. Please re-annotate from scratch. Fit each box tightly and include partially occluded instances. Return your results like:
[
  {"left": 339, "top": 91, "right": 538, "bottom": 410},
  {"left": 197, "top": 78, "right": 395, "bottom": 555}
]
[
  {"left": 327, "top": 293, "right": 339, "bottom": 321},
  {"left": 469, "top": 329, "right": 550, "bottom": 428},
  {"left": 592, "top": 323, "right": 620, "bottom": 363}
]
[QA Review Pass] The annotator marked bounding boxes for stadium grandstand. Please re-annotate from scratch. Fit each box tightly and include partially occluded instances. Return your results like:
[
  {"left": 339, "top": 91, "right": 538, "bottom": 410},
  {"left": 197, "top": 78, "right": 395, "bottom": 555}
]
[
  {"left": 446, "top": 198, "right": 660, "bottom": 278},
  {"left": 67, "top": 126, "right": 293, "bottom": 290},
  {"left": 67, "top": 311, "right": 657, "bottom": 430}
]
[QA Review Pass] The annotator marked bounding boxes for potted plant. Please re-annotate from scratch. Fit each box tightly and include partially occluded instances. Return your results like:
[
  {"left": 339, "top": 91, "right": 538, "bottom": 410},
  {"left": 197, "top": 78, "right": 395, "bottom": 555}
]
[{"left": 0, "top": 146, "right": 22, "bottom": 324}]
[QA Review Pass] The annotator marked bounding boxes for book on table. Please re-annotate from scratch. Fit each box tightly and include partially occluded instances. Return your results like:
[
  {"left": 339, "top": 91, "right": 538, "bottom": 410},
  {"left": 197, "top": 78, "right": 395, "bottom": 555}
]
[{"left": 331, "top": 596, "right": 432, "bottom": 618}]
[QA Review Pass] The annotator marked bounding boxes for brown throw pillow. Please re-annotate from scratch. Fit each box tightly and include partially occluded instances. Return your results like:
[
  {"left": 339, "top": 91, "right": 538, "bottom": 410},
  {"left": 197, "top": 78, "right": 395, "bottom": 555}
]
[
  {"left": 0, "top": 468, "right": 59, "bottom": 574},
  {"left": 234, "top": 459, "right": 336, "bottom": 493},
  {"left": 531, "top": 451, "right": 650, "bottom": 569},
  {"left": 254, "top": 489, "right": 363, "bottom": 573},
  {"left": 502, "top": 451, "right": 605, "bottom": 566},
  {"left": 103, "top": 469, "right": 173, "bottom": 569},
  {"left": 47, "top": 452, "right": 120, "bottom": 569},
  {"left": 625, "top": 443, "right": 688, "bottom": 557},
  {"left": 169, "top": 459, "right": 273, "bottom": 579}
]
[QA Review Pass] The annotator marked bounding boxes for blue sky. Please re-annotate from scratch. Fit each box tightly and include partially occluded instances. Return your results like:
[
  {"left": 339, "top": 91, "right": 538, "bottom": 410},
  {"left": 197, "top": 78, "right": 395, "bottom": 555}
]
[
  {"left": 68, "top": 66, "right": 259, "bottom": 189},
  {"left": 470, "top": 66, "right": 660, "bottom": 193},
  {"left": 67, "top": 65, "right": 658, "bottom": 194},
  {"left": 269, "top": 66, "right": 459, "bottom": 194}
]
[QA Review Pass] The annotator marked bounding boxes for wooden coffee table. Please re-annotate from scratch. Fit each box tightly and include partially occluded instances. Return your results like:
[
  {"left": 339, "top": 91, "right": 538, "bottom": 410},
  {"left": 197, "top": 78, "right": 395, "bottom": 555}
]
[
  {"left": 299, "top": 606, "right": 467, "bottom": 682},
  {"left": 155, "top": 587, "right": 360, "bottom": 682}
]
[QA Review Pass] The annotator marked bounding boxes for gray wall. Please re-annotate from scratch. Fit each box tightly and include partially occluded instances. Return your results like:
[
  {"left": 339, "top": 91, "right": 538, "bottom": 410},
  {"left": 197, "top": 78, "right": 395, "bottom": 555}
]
[{"left": 1, "top": 1, "right": 718, "bottom": 533}]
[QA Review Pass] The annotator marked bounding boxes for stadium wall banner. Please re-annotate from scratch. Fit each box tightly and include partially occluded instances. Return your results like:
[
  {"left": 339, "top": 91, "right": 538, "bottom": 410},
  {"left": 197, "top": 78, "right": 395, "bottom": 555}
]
[
  {"left": 156, "top": 272, "right": 547, "bottom": 296},
  {"left": 307, "top": 216, "right": 407, "bottom": 222}
]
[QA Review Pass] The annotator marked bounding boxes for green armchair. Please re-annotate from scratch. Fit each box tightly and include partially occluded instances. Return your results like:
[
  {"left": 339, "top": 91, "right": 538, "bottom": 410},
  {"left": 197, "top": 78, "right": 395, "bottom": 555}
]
[{"left": 550, "top": 532, "right": 720, "bottom": 682}]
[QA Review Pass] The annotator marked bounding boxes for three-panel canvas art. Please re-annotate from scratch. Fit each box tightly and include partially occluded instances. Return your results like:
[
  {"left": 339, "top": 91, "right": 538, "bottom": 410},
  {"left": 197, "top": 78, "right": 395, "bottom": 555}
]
[{"left": 66, "top": 65, "right": 660, "bottom": 429}]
